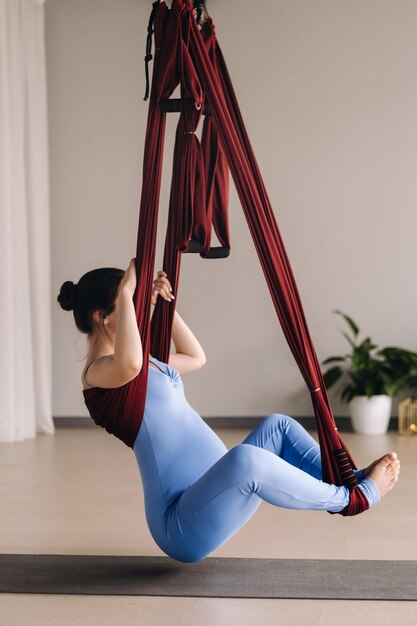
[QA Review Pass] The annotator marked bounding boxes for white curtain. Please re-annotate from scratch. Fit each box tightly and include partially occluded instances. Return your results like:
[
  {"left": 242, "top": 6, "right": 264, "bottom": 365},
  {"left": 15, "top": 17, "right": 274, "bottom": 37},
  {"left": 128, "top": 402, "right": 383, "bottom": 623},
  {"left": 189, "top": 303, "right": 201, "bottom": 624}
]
[{"left": 0, "top": 0, "right": 53, "bottom": 441}]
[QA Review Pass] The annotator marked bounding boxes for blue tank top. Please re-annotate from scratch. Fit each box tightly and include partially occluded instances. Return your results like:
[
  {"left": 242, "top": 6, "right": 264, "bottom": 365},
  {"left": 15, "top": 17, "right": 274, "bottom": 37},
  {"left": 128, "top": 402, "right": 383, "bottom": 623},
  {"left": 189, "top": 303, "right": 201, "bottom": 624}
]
[{"left": 140, "top": 356, "right": 228, "bottom": 502}]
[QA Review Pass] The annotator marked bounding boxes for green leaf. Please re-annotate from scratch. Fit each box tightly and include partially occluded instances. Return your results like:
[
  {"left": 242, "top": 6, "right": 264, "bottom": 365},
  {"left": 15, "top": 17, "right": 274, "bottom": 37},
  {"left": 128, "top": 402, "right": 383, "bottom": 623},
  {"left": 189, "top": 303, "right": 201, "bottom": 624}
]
[
  {"left": 323, "top": 366, "right": 344, "bottom": 389},
  {"left": 406, "top": 374, "right": 417, "bottom": 392},
  {"left": 359, "top": 337, "right": 378, "bottom": 353},
  {"left": 322, "top": 356, "right": 346, "bottom": 366},
  {"left": 381, "top": 372, "right": 409, "bottom": 396},
  {"left": 364, "top": 381, "right": 377, "bottom": 398},
  {"left": 351, "top": 346, "right": 369, "bottom": 370},
  {"left": 380, "top": 347, "right": 417, "bottom": 362},
  {"left": 342, "top": 332, "right": 356, "bottom": 349},
  {"left": 334, "top": 310, "right": 360, "bottom": 338},
  {"left": 341, "top": 385, "right": 356, "bottom": 402}
]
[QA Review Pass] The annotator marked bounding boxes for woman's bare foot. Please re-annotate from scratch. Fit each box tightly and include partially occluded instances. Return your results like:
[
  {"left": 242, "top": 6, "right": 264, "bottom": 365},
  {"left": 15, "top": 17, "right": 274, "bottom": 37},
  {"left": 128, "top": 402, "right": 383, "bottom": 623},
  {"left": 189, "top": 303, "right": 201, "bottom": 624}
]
[
  {"left": 363, "top": 451, "right": 400, "bottom": 478},
  {"left": 365, "top": 452, "right": 400, "bottom": 500}
]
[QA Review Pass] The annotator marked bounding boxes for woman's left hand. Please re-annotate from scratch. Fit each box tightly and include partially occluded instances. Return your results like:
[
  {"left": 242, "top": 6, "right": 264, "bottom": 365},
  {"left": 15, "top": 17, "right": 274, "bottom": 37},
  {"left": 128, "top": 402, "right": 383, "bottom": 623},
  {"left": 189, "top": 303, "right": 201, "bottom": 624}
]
[{"left": 151, "top": 270, "right": 174, "bottom": 306}]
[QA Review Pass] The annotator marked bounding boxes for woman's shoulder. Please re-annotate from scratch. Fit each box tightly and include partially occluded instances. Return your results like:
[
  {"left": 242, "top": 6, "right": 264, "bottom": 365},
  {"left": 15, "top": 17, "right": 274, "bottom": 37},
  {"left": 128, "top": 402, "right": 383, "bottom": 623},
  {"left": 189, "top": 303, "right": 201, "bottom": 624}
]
[
  {"left": 81, "top": 352, "right": 114, "bottom": 390},
  {"left": 82, "top": 356, "right": 97, "bottom": 389}
]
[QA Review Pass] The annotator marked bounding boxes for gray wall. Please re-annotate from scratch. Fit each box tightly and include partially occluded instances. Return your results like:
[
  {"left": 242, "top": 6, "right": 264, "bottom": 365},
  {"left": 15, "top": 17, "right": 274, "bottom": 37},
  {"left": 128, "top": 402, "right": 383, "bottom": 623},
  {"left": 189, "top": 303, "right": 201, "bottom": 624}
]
[{"left": 47, "top": 0, "right": 417, "bottom": 420}]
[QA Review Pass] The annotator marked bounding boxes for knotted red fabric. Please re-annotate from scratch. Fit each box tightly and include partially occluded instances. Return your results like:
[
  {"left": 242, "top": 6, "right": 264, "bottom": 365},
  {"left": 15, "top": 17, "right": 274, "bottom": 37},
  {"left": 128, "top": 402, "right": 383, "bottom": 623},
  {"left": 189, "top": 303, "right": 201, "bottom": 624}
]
[{"left": 83, "top": 0, "right": 369, "bottom": 517}]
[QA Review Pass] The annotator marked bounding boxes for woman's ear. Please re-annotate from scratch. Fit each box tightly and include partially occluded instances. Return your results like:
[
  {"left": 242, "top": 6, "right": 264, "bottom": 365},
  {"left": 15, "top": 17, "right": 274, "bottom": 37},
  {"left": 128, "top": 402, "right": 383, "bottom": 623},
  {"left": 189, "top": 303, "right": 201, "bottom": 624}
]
[{"left": 92, "top": 310, "right": 108, "bottom": 327}]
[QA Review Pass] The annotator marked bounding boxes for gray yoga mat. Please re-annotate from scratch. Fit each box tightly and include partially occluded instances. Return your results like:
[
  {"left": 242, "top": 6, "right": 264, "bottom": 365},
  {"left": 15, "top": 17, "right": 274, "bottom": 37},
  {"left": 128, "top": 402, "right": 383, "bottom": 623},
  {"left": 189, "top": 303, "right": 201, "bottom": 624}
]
[{"left": 0, "top": 554, "right": 416, "bottom": 600}]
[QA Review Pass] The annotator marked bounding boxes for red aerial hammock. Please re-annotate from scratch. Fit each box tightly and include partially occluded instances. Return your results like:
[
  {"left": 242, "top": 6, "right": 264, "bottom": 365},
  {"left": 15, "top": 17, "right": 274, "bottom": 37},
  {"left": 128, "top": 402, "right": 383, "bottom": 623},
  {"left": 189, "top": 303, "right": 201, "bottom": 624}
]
[{"left": 83, "top": 0, "right": 369, "bottom": 517}]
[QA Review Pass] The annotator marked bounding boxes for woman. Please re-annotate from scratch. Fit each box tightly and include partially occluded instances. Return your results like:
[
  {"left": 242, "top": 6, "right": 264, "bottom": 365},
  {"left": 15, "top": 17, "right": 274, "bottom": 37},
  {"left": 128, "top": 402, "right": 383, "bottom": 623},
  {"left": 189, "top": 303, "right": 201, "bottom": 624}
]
[{"left": 58, "top": 258, "right": 400, "bottom": 563}]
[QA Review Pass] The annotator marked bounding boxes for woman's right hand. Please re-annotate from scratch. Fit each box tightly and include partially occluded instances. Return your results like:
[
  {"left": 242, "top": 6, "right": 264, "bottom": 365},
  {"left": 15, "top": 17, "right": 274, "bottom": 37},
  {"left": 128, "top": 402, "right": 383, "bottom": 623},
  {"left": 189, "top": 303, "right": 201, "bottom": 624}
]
[{"left": 120, "top": 258, "right": 137, "bottom": 296}]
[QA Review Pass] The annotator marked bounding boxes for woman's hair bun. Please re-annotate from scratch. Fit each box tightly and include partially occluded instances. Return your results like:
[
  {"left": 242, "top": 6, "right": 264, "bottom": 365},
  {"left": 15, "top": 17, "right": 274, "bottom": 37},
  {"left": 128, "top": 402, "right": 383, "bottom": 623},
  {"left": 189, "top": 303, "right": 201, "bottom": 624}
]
[{"left": 57, "top": 281, "right": 77, "bottom": 311}]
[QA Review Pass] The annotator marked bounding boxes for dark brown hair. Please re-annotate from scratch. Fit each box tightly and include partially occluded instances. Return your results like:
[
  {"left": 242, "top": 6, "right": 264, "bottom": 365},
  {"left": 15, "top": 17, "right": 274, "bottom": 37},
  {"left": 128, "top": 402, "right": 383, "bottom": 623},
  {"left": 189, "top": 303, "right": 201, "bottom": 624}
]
[{"left": 57, "top": 267, "right": 124, "bottom": 335}]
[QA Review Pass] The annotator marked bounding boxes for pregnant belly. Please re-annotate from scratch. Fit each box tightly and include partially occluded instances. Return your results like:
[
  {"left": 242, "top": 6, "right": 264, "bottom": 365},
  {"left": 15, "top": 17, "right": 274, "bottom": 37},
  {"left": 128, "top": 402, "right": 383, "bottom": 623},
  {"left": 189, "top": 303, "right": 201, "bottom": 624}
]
[{"left": 143, "top": 399, "right": 228, "bottom": 502}]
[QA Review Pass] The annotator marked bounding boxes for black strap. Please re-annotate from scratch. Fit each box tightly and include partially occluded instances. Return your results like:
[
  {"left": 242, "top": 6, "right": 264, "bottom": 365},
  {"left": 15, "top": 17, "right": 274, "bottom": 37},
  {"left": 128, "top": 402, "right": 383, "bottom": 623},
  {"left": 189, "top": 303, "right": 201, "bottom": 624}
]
[
  {"left": 186, "top": 237, "right": 230, "bottom": 259},
  {"left": 144, "top": 1, "right": 160, "bottom": 101},
  {"left": 160, "top": 97, "right": 211, "bottom": 115},
  {"left": 333, "top": 448, "right": 359, "bottom": 490}
]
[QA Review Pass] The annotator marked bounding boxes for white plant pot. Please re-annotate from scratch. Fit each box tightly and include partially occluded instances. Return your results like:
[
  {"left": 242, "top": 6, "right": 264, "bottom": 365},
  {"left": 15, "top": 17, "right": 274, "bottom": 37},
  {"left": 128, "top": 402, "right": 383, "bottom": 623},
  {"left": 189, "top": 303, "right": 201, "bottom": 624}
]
[{"left": 349, "top": 395, "right": 392, "bottom": 435}]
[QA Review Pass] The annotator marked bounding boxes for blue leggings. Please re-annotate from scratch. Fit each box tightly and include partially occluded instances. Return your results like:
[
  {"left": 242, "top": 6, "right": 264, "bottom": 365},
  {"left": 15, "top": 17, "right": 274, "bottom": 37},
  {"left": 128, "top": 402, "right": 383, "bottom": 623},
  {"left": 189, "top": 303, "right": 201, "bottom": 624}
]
[{"left": 133, "top": 412, "right": 378, "bottom": 563}]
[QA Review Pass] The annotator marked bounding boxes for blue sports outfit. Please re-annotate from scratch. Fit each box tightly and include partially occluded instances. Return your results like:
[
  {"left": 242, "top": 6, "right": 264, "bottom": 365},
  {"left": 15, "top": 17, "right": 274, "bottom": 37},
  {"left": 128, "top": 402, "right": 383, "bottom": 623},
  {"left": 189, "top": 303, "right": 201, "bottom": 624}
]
[{"left": 133, "top": 356, "right": 379, "bottom": 563}]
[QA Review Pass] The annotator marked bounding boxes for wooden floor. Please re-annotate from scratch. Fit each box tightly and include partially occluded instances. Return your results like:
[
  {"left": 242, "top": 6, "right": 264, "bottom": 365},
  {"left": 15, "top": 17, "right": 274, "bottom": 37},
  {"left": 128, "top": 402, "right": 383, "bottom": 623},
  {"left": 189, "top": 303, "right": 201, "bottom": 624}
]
[{"left": 1, "top": 425, "right": 416, "bottom": 625}]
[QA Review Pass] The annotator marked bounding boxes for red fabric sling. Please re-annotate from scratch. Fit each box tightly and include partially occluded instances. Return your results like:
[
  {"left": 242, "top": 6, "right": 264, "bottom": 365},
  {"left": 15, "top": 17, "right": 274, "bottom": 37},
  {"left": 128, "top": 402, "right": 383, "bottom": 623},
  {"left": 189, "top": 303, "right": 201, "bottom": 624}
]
[{"left": 83, "top": 0, "right": 369, "bottom": 517}]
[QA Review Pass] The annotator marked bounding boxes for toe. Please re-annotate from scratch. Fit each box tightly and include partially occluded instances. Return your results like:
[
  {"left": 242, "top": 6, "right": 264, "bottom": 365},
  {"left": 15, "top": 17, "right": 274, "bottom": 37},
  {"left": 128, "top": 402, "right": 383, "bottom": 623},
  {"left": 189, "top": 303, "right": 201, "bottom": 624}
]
[{"left": 386, "top": 462, "right": 395, "bottom": 474}]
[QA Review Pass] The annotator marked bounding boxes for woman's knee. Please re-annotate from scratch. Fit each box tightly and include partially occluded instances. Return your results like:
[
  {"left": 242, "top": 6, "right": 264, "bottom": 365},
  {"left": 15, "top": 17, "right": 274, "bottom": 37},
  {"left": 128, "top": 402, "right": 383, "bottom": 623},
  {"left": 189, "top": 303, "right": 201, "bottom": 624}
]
[
  {"left": 264, "top": 412, "right": 295, "bottom": 431},
  {"left": 228, "top": 443, "right": 267, "bottom": 476}
]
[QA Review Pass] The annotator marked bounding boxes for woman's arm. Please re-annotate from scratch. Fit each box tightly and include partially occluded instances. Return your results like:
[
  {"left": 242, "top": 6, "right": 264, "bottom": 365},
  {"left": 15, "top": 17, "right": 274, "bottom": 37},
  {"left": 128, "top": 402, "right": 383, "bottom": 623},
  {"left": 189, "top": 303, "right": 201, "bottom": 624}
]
[
  {"left": 150, "top": 270, "right": 206, "bottom": 375},
  {"left": 113, "top": 287, "right": 143, "bottom": 372},
  {"left": 168, "top": 310, "right": 206, "bottom": 375},
  {"left": 84, "top": 259, "right": 143, "bottom": 389}
]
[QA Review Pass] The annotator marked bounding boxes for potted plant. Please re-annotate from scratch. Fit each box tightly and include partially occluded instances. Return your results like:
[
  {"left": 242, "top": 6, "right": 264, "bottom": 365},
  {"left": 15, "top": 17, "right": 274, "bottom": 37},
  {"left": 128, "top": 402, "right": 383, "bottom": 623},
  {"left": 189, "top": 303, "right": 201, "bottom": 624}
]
[{"left": 322, "top": 311, "right": 417, "bottom": 434}]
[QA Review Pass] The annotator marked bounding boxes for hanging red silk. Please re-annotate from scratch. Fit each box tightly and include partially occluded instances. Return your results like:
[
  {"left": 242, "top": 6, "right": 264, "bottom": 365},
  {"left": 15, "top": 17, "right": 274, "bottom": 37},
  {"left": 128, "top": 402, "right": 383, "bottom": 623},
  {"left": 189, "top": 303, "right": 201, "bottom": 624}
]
[{"left": 83, "top": 0, "right": 369, "bottom": 517}]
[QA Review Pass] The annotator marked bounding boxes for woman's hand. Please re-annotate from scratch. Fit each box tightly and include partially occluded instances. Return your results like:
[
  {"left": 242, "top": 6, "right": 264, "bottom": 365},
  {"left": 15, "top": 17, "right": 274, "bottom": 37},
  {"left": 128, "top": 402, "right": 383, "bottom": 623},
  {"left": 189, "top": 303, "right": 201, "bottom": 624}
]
[
  {"left": 151, "top": 270, "right": 175, "bottom": 306},
  {"left": 120, "top": 258, "right": 137, "bottom": 297}
]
